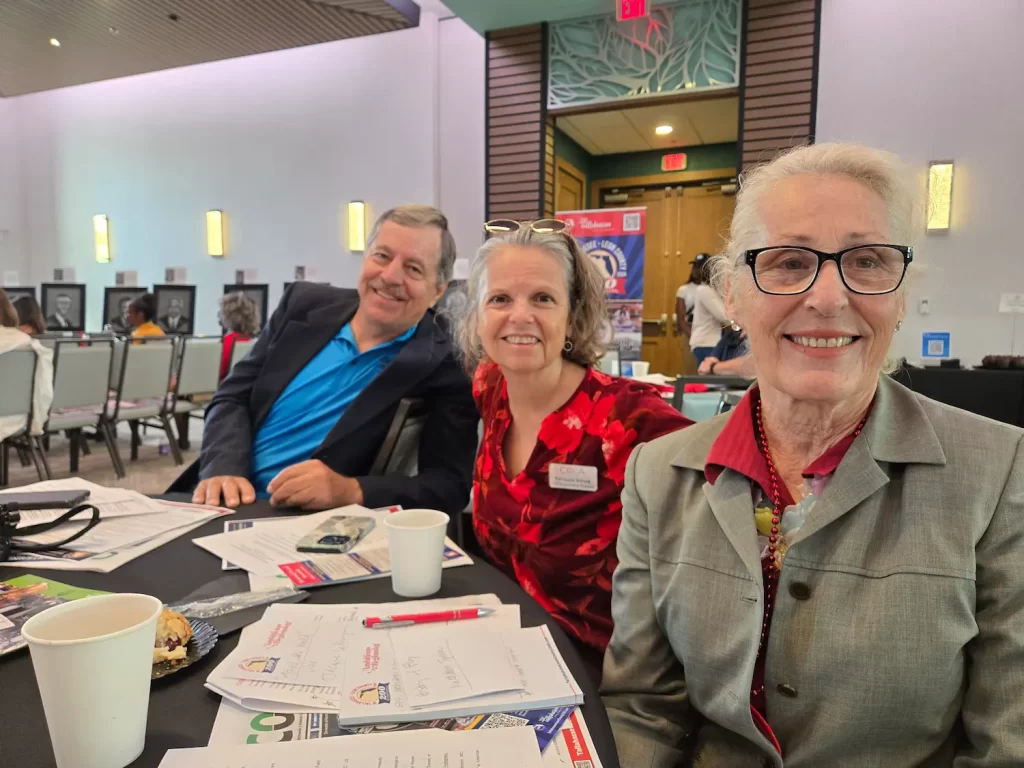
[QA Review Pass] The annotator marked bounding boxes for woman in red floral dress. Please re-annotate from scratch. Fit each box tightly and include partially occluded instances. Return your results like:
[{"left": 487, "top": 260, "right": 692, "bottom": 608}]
[{"left": 456, "top": 220, "right": 690, "bottom": 660}]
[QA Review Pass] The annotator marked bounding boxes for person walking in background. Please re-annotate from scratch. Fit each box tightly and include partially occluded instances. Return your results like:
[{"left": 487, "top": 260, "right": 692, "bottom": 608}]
[
  {"left": 458, "top": 220, "right": 689, "bottom": 671},
  {"left": 0, "top": 289, "right": 53, "bottom": 443},
  {"left": 13, "top": 295, "right": 46, "bottom": 335},
  {"left": 675, "top": 253, "right": 711, "bottom": 375},
  {"left": 219, "top": 291, "right": 261, "bottom": 379},
  {"left": 602, "top": 143, "right": 1024, "bottom": 767},
  {"left": 127, "top": 293, "right": 166, "bottom": 338},
  {"left": 687, "top": 253, "right": 729, "bottom": 366}
]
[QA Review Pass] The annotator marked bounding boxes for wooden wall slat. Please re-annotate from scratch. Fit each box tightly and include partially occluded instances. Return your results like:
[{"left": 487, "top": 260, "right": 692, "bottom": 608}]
[
  {"left": 747, "top": 0, "right": 815, "bottom": 20},
  {"left": 739, "top": 0, "right": 822, "bottom": 170},
  {"left": 489, "top": 42, "right": 542, "bottom": 60}
]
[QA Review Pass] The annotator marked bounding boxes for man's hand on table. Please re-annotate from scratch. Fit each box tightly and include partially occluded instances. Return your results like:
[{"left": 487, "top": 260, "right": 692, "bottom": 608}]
[
  {"left": 193, "top": 476, "right": 256, "bottom": 508},
  {"left": 267, "top": 460, "right": 364, "bottom": 510}
]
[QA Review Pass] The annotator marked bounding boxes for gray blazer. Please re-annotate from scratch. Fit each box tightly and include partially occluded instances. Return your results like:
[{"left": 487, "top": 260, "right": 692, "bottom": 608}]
[{"left": 602, "top": 376, "right": 1024, "bottom": 767}]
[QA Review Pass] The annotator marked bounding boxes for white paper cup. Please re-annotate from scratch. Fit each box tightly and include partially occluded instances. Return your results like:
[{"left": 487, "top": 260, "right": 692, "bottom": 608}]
[
  {"left": 384, "top": 509, "right": 451, "bottom": 597},
  {"left": 21, "top": 593, "right": 163, "bottom": 768},
  {"left": 631, "top": 361, "right": 651, "bottom": 377}
]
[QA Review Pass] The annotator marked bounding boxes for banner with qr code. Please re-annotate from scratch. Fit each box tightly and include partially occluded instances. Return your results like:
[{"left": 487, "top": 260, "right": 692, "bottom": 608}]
[{"left": 557, "top": 207, "right": 646, "bottom": 362}]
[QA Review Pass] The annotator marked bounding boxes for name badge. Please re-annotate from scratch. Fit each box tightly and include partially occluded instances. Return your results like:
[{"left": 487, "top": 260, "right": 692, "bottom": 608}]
[{"left": 548, "top": 463, "right": 599, "bottom": 492}]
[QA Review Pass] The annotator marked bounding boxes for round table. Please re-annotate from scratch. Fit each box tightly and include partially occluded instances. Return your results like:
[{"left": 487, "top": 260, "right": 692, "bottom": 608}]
[{"left": 0, "top": 499, "right": 620, "bottom": 767}]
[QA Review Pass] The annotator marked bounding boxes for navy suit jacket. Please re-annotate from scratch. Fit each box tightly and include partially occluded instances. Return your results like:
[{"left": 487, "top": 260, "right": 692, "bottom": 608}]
[{"left": 174, "top": 283, "right": 478, "bottom": 513}]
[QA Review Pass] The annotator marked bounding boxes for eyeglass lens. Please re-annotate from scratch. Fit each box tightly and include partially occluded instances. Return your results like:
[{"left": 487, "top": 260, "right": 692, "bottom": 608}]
[{"left": 753, "top": 247, "right": 905, "bottom": 294}]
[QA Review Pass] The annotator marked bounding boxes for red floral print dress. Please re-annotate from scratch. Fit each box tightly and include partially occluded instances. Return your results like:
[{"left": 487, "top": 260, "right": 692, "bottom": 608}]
[{"left": 472, "top": 362, "right": 691, "bottom": 652}]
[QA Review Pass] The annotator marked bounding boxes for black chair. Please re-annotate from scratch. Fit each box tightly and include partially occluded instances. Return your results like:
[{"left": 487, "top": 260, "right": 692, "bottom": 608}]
[{"left": 672, "top": 375, "right": 754, "bottom": 412}]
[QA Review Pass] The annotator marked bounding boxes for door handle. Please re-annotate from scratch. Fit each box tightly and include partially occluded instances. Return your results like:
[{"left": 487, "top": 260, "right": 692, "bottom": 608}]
[{"left": 642, "top": 313, "right": 669, "bottom": 334}]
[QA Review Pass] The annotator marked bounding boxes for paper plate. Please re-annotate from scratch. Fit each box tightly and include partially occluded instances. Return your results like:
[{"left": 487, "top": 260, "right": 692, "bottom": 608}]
[{"left": 152, "top": 618, "right": 218, "bottom": 680}]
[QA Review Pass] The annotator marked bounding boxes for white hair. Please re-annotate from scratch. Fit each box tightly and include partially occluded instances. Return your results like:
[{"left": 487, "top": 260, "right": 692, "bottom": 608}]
[{"left": 711, "top": 142, "right": 918, "bottom": 296}]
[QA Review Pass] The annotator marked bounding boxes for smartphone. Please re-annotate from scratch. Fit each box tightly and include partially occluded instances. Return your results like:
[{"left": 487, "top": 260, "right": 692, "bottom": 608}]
[
  {"left": 0, "top": 490, "right": 91, "bottom": 510},
  {"left": 296, "top": 516, "right": 376, "bottom": 554}
]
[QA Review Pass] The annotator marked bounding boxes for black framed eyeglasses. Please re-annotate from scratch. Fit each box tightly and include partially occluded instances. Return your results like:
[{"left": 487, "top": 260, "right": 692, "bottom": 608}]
[{"left": 743, "top": 244, "right": 913, "bottom": 296}]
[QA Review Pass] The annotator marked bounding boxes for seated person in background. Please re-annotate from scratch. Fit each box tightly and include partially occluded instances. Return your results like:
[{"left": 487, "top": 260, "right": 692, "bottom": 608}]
[
  {"left": 602, "top": 143, "right": 1024, "bottom": 766},
  {"left": 190, "top": 205, "right": 478, "bottom": 513},
  {"left": 127, "top": 294, "right": 166, "bottom": 338},
  {"left": 0, "top": 290, "right": 53, "bottom": 443},
  {"left": 697, "top": 323, "right": 755, "bottom": 378},
  {"left": 13, "top": 295, "right": 46, "bottom": 335},
  {"left": 219, "top": 291, "right": 261, "bottom": 379},
  {"left": 457, "top": 220, "right": 690, "bottom": 661}
]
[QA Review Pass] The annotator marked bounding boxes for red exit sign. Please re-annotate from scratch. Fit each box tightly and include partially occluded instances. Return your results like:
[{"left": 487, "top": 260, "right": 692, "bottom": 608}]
[
  {"left": 617, "top": 0, "right": 648, "bottom": 21},
  {"left": 662, "top": 152, "right": 688, "bottom": 172}
]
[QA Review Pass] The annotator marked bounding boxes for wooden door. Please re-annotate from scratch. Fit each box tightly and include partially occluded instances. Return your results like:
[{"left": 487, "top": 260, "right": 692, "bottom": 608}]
[{"left": 555, "top": 158, "right": 586, "bottom": 212}]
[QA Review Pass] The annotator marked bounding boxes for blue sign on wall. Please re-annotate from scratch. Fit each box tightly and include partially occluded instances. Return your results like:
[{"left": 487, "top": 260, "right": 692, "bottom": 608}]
[{"left": 921, "top": 331, "right": 951, "bottom": 358}]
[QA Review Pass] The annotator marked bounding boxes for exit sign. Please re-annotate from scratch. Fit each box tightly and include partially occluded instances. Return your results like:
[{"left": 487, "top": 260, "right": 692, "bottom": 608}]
[
  {"left": 617, "top": 0, "right": 648, "bottom": 21},
  {"left": 662, "top": 152, "right": 688, "bottom": 172}
]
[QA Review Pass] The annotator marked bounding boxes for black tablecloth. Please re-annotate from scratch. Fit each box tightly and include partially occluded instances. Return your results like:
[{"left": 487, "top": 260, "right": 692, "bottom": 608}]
[
  {"left": 892, "top": 368, "right": 1024, "bottom": 428},
  {"left": 0, "top": 499, "right": 620, "bottom": 768}
]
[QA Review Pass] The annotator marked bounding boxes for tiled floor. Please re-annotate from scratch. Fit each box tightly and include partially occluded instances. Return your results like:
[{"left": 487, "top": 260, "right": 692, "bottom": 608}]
[{"left": 4, "top": 420, "right": 202, "bottom": 494}]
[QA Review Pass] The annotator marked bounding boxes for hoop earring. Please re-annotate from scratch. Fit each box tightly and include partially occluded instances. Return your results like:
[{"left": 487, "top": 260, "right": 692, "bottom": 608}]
[{"left": 563, "top": 340, "right": 574, "bottom": 353}]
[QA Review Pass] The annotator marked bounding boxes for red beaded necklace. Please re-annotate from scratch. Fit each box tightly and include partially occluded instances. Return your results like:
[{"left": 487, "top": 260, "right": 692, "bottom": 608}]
[{"left": 754, "top": 397, "right": 867, "bottom": 571}]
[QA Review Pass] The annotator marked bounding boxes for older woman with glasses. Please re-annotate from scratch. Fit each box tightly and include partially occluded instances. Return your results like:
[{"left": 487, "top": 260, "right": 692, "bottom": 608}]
[
  {"left": 457, "top": 220, "right": 689, "bottom": 668},
  {"left": 602, "top": 144, "right": 1024, "bottom": 767}
]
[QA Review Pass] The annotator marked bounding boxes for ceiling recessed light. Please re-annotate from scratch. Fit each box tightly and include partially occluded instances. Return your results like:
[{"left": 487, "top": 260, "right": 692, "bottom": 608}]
[
  {"left": 655, "top": 124, "right": 673, "bottom": 136},
  {"left": 49, "top": 38, "right": 61, "bottom": 47}
]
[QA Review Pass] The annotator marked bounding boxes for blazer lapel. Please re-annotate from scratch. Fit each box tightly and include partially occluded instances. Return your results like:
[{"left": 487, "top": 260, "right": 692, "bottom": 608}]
[
  {"left": 250, "top": 298, "right": 357, "bottom": 428},
  {"left": 315, "top": 311, "right": 446, "bottom": 451},
  {"left": 704, "top": 472, "right": 766, "bottom": 585},
  {"left": 791, "top": 375, "right": 947, "bottom": 546}
]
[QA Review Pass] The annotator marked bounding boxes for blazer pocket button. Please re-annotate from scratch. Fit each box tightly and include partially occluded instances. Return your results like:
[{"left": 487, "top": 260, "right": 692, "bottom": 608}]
[
  {"left": 789, "top": 581, "right": 811, "bottom": 600},
  {"left": 777, "top": 683, "right": 798, "bottom": 698}
]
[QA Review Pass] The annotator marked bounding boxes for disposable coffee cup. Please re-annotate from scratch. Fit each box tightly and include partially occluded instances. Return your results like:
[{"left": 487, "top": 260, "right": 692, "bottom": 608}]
[
  {"left": 631, "top": 361, "right": 651, "bottom": 377},
  {"left": 384, "top": 509, "right": 451, "bottom": 597},
  {"left": 21, "top": 593, "right": 163, "bottom": 768}
]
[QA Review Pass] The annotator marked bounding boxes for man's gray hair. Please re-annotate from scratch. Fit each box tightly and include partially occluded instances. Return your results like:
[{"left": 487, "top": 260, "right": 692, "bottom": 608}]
[{"left": 366, "top": 204, "right": 457, "bottom": 286}]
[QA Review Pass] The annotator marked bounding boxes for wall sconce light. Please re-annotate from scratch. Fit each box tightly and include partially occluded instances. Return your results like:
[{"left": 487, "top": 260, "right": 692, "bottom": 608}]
[
  {"left": 207, "top": 210, "right": 226, "bottom": 257},
  {"left": 93, "top": 215, "right": 111, "bottom": 263},
  {"left": 347, "top": 201, "right": 367, "bottom": 252},
  {"left": 926, "top": 161, "right": 954, "bottom": 232}
]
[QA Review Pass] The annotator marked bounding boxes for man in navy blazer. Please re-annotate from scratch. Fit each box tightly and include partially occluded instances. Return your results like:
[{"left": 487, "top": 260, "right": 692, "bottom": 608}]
[{"left": 190, "top": 205, "right": 478, "bottom": 513}]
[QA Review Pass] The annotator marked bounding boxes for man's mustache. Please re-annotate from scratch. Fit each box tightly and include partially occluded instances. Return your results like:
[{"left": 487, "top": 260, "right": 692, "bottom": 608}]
[{"left": 368, "top": 280, "right": 408, "bottom": 301}]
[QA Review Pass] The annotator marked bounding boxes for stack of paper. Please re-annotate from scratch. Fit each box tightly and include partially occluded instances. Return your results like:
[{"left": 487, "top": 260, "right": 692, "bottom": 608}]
[
  {"left": 205, "top": 596, "right": 584, "bottom": 724},
  {"left": 192, "top": 504, "right": 472, "bottom": 590},
  {"left": 1, "top": 479, "right": 232, "bottom": 572},
  {"left": 158, "top": 726, "right": 544, "bottom": 768}
]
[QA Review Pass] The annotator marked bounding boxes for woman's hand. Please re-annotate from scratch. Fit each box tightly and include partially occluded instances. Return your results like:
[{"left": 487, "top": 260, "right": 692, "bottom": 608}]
[{"left": 698, "top": 357, "right": 719, "bottom": 375}]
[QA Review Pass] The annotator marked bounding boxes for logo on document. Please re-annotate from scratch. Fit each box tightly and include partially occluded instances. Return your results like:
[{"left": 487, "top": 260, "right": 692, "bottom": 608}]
[
  {"left": 239, "top": 656, "right": 280, "bottom": 674},
  {"left": 350, "top": 682, "right": 391, "bottom": 705}
]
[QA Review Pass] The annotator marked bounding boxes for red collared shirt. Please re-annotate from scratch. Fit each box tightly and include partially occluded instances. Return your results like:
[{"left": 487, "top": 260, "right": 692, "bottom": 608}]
[
  {"left": 705, "top": 389, "right": 863, "bottom": 751},
  {"left": 472, "top": 362, "right": 691, "bottom": 652}
]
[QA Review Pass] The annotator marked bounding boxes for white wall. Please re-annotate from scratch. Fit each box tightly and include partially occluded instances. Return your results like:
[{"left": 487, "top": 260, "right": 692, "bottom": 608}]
[
  {"left": 0, "top": 15, "right": 484, "bottom": 334},
  {"left": 0, "top": 98, "right": 29, "bottom": 284},
  {"left": 816, "top": 0, "right": 1024, "bottom": 365}
]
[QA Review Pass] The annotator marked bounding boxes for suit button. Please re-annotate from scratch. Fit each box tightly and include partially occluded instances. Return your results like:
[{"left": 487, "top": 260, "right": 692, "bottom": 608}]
[
  {"left": 777, "top": 683, "right": 798, "bottom": 698},
  {"left": 789, "top": 581, "right": 811, "bottom": 600}
]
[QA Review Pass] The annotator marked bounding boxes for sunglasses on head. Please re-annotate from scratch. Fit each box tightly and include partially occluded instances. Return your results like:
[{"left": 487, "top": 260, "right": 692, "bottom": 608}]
[{"left": 483, "top": 219, "right": 568, "bottom": 235}]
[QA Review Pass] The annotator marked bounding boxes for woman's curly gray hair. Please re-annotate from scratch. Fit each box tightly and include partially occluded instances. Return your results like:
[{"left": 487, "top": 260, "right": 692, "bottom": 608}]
[
  {"left": 219, "top": 291, "right": 261, "bottom": 336},
  {"left": 455, "top": 226, "right": 609, "bottom": 372}
]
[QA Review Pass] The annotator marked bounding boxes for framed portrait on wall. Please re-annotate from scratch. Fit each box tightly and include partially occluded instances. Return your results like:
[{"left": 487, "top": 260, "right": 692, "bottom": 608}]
[
  {"left": 3, "top": 286, "right": 37, "bottom": 304},
  {"left": 40, "top": 283, "right": 86, "bottom": 332},
  {"left": 224, "top": 284, "right": 269, "bottom": 331},
  {"left": 103, "top": 287, "right": 148, "bottom": 334},
  {"left": 152, "top": 284, "right": 196, "bottom": 335}
]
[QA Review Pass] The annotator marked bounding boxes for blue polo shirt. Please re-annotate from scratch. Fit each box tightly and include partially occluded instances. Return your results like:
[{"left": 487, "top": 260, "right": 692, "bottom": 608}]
[{"left": 250, "top": 322, "right": 416, "bottom": 493}]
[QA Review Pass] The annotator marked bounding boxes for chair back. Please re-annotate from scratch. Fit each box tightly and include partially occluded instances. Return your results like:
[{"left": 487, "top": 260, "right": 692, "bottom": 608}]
[
  {"left": 176, "top": 337, "right": 223, "bottom": 397},
  {"left": 50, "top": 340, "right": 113, "bottom": 412},
  {"left": 114, "top": 338, "right": 175, "bottom": 403},
  {"left": 370, "top": 398, "right": 426, "bottom": 476},
  {"left": 0, "top": 348, "right": 37, "bottom": 422},
  {"left": 672, "top": 375, "right": 754, "bottom": 412},
  {"left": 109, "top": 340, "right": 126, "bottom": 388},
  {"left": 229, "top": 338, "right": 255, "bottom": 372}
]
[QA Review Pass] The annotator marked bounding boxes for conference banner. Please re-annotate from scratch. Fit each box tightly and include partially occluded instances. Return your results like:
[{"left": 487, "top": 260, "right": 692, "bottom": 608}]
[{"left": 557, "top": 207, "right": 646, "bottom": 362}]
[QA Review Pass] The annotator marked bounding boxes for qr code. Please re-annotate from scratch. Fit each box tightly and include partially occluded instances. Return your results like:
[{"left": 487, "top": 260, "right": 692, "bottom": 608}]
[
  {"left": 480, "top": 713, "right": 529, "bottom": 730},
  {"left": 927, "top": 340, "right": 945, "bottom": 355},
  {"left": 623, "top": 212, "right": 641, "bottom": 232}
]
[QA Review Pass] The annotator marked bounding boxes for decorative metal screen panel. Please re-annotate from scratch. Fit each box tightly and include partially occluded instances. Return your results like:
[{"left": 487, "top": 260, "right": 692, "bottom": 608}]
[{"left": 548, "top": 0, "right": 741, "bottom": 110}]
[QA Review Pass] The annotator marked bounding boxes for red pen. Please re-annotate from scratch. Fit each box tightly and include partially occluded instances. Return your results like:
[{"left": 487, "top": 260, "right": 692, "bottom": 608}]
[{"left": 362, "top": 607, "right": 496, "bottom": 629}]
